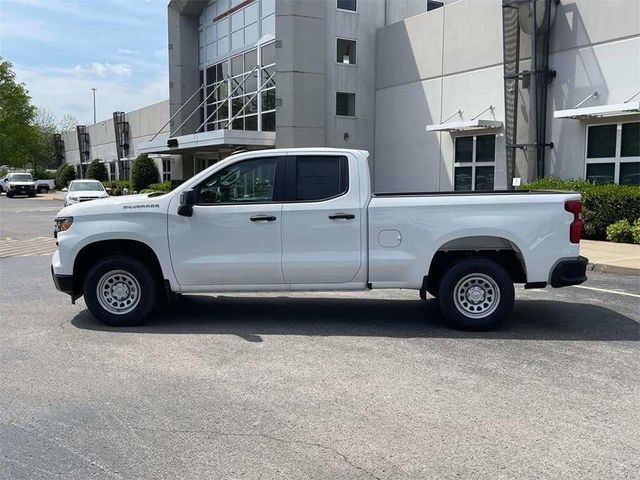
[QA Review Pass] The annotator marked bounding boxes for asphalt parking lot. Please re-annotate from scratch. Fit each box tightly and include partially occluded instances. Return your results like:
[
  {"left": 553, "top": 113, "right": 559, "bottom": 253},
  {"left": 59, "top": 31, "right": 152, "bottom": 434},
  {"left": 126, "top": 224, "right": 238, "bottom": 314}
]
[{"left": 1, "top": 194, "right": 639, "bottom": 479}]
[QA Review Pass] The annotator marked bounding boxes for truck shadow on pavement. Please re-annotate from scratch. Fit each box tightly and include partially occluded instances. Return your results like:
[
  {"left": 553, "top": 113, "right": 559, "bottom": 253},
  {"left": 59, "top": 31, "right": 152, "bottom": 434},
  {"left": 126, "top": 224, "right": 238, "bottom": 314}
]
[{"left": 71, "top": 295, "right": 640, "bottom": 342}]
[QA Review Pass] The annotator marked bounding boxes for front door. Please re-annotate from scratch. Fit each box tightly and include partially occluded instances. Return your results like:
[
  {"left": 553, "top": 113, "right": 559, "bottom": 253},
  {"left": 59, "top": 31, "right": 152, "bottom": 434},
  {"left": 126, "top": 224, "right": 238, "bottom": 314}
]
[
  {"left": 168, "top": 156, "right": 285, "bottom": 286},
  {"left": 281, "top": 154, "right": 363, "bottom": 284}
]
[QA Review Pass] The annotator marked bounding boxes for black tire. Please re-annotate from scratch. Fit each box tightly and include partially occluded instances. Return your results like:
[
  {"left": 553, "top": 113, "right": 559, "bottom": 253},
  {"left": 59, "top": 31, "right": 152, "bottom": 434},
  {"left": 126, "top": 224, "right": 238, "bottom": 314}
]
[
  {"left": 6, "top": 192, "right": 13, "bottom": 198},
  {"left": 437, "top": 258, "right": 514, "bottom": 330},
  {"left": 83, "top": 255, "right": 157, "bottom": 327},
  {"left": 38, "top": 186, "right": 49, "bottom": 194},
  {"left": 29, "top": 192, "right": 36, "bottom": 197}
]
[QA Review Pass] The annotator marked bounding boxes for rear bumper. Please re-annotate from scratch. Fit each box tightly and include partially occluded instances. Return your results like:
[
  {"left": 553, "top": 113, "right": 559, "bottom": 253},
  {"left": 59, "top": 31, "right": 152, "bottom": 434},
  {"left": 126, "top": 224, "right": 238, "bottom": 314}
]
[
  {"left": 550, "top": 256, "right": 588, "bottom": 288},
  {"left": 51, "top": 265, "right": 74, "bottom": 296}
]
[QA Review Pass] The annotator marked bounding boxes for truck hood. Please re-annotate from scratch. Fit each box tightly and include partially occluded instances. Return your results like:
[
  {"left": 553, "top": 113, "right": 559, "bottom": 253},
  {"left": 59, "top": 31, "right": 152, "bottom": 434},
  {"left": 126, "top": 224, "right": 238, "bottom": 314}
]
[
  {"left": 8, "top": 181, "right": 36, "bottom": 187},
  {"left": 65, "top": 190, "right": 109, "bottom": 198},
  {"left": 57, "top": 193, "right": 171, "bottom": 217}
]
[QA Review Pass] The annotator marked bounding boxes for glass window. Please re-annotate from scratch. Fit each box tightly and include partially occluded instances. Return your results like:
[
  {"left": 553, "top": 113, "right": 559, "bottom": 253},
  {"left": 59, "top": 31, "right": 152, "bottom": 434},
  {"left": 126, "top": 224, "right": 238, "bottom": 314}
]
[
  {"left": 336, "top": 92, "right": 355, "bottom": 116},
  {"left": 454, "top": 167, "right": 472, "bottom": 191},
  {"left": 245, "top": 3, "right": 258, "bottom": 24},
  {"left": 217, "top": 18, "right": 229, "bottom": 38},
  {"left": 261, "top": 42, "right": 275, "bottom": 66},
  {"left": 245, "top": 22, "right": 259, "bottom": 44},
  {"left": 476, "top": 135, "right": 495, "bottom": 162},
  {"left": 585, "top": 122, "right": 640, "bottom": 184},
  {"left": 206, "top": 25, "right": 216, "bottom": 44},
  {"left": 336, "top": 38, "right": 356, "bottom": 64},
  {"left": 454, "top": 135, "right": 496, "bottom": 191},
  {"left": 231, "top": 54, "right": 243, "bottom": 76},
  {"left": 619, "top": 162, "right": 640, "bottom": 185},
  {"left": 475, "top": 166, "right": 495, "bottom": 191},
  {"left": 217, "top": 36, "right": 229, "bottom": 55},
  {"left": 231, "top": 10, "right": 244, "bottom": 32},
  {"left": 197, "top": 157, "right": 277, "bottom": 203},
  {"left": 296, "top": 156, "right": 348, "bottom": 201},
  {"left": 162, "top": 159, "right": 171, "bottom": 182},
  {"left": 587, "top": 124, "right": 616, "bottom": 158},
  {"left": 337, "top": 0, "right": 357, "bottom": 11},
  {"left": 232, "top": 29, "right": 244, "bottom": 50},
  {"left": 586, "top": 163, "right": 615, "bottom": 184},
  {"left": 262, "top": 112, "right": 275, "bottom": 132},
  {"left": 262, "top": 0, "right": 275, "bottom": 16},
  {"left": 621, "top": 122, "right": 640, "bottom": 157},
  {"left": 261, "top": 13, "right": 275, "bottom": 35},
  {"left": 455, "top": 136, "right": 473, "bottom": 163}
]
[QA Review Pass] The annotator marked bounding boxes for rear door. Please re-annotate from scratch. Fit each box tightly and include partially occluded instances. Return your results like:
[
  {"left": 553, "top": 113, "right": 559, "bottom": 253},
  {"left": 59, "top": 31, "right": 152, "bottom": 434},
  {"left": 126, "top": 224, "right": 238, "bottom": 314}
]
[{"left": 281, "top": 154, "right": 363, "bottom": 284}]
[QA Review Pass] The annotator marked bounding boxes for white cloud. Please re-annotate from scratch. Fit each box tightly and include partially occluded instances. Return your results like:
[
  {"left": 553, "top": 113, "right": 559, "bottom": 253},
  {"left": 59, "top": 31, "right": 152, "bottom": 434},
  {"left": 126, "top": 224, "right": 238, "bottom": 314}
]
[
  {"left": 14, "top": 64, "right": 168, "bottom": 126},
  {"left": 72, "top": 62, "right": 133, "bottom": 78},
  {"left": 117, "top": 48, "right": 139, "bottom": 56}
]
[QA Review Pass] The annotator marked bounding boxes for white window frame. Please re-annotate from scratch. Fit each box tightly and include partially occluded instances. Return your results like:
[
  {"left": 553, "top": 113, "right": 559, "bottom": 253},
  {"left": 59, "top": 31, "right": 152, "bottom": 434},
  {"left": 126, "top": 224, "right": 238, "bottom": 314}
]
[
  {"left": 336, "top": 37, "right": 357, "bottom": 66},
  {"left": 453, "top": 134, "right": 496, "bottom": 191},
  {"left": 584, "top": 120, "right": 640, "bottom": 184},
  {"left": 337, "top": 0, "right": 357, "bottom": 13}
]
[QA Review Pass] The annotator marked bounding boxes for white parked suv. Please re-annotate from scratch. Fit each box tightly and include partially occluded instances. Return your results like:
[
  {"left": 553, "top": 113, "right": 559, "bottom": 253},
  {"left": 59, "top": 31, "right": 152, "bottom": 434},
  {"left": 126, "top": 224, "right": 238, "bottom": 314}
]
[
  {"left": 52, "top": 148, "right": 587, "bottom": 330},
  {"left": 63, "top": 180, "right": 109, "bottom": 206}
]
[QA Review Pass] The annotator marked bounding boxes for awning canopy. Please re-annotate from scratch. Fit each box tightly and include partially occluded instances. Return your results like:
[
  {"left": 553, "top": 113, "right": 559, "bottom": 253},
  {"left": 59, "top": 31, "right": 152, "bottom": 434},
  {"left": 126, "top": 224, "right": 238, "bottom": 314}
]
[
  {"left": 425, "top": 119, "right": 503, "bottom": 132},
  {"left": 554, "top": 101, "right": 640, "bottom": 120},
  {"left": 137, "top": 129, "right": 276, "bottom": 155}
]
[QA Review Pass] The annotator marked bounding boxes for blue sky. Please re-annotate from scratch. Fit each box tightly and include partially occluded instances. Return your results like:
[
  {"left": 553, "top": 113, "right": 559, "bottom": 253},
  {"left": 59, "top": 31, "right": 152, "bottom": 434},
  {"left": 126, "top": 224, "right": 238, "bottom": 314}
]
[{"left": 0, "top": 0, "right": 169, "bottom": 126}]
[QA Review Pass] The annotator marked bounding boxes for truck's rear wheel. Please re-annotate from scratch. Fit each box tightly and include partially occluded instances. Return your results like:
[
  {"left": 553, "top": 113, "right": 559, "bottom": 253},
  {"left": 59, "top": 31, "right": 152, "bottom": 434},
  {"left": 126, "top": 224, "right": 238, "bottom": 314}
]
[
  {"left": 437, "top": 258, "right": 514, "bottom": 330},
  {"left": 83, "top": 255, "right": 157, "bottom": 326}
]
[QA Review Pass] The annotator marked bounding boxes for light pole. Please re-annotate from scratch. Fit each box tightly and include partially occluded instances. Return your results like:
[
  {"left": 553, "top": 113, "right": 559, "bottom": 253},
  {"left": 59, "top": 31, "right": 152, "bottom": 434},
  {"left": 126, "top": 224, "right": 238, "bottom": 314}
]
[{"left": 91, "top": 88, "right": 97, "bottom": 124}]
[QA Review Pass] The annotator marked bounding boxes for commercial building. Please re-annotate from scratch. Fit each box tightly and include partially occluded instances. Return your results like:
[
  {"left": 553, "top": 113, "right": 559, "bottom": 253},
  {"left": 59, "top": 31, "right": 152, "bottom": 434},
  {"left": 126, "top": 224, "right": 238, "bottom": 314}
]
[{"left": 60, "top": 0, "right": 639, "bottom": 190}]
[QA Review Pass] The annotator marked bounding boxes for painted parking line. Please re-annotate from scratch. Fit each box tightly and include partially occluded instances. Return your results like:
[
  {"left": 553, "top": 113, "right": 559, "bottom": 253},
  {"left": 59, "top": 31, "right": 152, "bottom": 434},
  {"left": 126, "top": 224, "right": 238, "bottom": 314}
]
[
  {"left": 571, "top": 285, "right": 640, "bottom": 299},
  {"left": 0, "top": 237, "right": 57, "bottom": 258}
]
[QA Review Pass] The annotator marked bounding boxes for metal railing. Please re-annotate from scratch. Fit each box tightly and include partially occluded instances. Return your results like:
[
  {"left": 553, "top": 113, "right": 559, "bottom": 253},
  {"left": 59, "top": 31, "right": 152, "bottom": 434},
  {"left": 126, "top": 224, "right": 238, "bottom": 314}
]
[{"left": 148, "top": 66, "right": 276, "bottom": 143}]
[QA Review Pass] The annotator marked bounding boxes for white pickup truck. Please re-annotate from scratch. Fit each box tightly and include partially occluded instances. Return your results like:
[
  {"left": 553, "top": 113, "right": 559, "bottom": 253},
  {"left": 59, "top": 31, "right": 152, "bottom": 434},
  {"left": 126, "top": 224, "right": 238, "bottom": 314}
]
[{"left": 52, "top": 148, "right": 587, "bottom": 330}]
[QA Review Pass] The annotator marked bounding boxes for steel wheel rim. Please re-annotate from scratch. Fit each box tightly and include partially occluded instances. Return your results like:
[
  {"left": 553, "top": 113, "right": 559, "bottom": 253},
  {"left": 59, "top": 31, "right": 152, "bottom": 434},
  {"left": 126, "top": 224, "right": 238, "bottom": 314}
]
[
  {"left": 96, "top": 270, "right": 141, "bottom": 315},
  {"left": 453, "top": 273, "right": 500, "bottom": 319}
]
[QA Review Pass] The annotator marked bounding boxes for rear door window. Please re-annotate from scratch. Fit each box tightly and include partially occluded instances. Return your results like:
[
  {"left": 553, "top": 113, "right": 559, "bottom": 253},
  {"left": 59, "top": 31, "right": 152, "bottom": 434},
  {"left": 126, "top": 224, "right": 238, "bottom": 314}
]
[{"left": 288, "top": 156, "right": 348, "bottom": 201}]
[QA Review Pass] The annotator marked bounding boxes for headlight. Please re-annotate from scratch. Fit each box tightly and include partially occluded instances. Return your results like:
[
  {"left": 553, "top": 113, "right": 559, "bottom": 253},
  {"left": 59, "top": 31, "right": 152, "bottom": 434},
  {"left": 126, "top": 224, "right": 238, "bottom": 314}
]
[
  {"left": 67, "top": 196, "right": 79, "bottom": 203},
  {"left": 54, "top": 216, "right": 74, "bottom": 235}
]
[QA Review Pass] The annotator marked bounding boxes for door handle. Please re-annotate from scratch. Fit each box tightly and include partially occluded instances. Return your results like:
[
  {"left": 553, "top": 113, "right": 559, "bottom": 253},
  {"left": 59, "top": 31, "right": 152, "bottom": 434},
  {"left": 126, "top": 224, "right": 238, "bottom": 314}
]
[
  {"left": 328, "top": 213, "right": 355, "bottom": 220},
  {"left": 250, "top": 215, "right": 277, "bottom": 222}
]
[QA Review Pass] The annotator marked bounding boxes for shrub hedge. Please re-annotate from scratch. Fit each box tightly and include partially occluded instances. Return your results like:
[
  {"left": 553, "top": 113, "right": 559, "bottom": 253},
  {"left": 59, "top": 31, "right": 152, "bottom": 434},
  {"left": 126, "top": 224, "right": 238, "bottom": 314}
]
[
  {"left": 522, "top": 177, "right": 640, "bottom": 240},
  {"left": 85, "top": 159, "right": 108, "bottom": 182},
  {"left": 606, "top": 219, "right": 634, "bottom": 243},
  {"left": 141, "top": 181, "right": 171, "bottom": 194},
  {"left": 55, "top": 163, "right": 76, "bottom": 189},
  {"left": 131, "top": 154, "right": 159, "bottom": 192},
  {"left": 104, "top": 180, "right": 131, "bottom": 196}
]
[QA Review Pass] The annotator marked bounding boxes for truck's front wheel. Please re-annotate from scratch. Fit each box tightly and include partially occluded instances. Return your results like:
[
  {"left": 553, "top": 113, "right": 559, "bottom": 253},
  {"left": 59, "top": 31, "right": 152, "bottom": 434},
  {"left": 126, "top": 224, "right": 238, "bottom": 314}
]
[
  {"left": 83, "top": 255, "right": 157, "bottom": 326},
  {"left": 438, "top": 258, "right": 514, "bottom": 330}
]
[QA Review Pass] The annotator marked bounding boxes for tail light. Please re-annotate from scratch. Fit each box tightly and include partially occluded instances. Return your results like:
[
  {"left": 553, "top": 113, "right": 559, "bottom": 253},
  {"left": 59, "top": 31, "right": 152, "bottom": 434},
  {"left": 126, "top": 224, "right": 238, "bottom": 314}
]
[{"left": 565, "top": 200, "right": 582, "bottom": 244}]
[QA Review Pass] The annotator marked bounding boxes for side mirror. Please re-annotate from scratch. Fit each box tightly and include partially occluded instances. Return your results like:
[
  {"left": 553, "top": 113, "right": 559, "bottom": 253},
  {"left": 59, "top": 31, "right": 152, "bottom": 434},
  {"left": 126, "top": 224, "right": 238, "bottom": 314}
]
[
  {"left": 177, "top": 189, "right": 197, "bottom": 217},
  {"left": 3, "top": 178, "right": 7, "bottom": 183},
  {"left": 62, "top": 188, "right": 68, "bottom": 192}
]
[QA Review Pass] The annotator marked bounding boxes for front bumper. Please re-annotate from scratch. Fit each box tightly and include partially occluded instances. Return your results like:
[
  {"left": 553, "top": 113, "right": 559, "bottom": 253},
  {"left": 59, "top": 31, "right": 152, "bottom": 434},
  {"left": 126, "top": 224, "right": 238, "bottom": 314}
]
[
  {"left": 51, "top": 265, "right": 74, "bottom": 296},
  {"left": 550, "top": 256, "right": 588, "bottom": 288}
]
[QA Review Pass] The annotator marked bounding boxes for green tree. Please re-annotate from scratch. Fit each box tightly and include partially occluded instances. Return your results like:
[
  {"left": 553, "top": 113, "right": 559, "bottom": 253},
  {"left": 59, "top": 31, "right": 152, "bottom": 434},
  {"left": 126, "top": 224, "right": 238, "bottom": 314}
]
[
  {"left": 130, "top": 154, "right": 159, "bottom": 191},
  {"left": 55, "top": 163, "right": 76, "bottom": 189},
  {"left": 0, "top": 58, "right": 37, "bottom": 167},
  {"left": 30, "top": 108, "right": 57, "bottom": 171},
  {"left": 86, "top": 159, "right": 108, "bottom": 181}
]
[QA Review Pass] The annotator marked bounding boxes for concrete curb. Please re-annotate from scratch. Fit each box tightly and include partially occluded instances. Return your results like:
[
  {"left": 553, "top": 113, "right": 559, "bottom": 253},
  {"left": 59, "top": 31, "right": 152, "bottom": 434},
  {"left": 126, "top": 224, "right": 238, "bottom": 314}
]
[{"left": 587, "top": 262, "right": 640, "bottom": 276}]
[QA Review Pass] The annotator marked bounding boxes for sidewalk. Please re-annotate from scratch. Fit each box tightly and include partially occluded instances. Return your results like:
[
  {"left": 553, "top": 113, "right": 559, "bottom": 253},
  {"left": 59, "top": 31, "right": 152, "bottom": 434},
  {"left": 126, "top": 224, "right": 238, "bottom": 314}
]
[{"left": 581, "top": 240, "right": 640, "bottom": 276}]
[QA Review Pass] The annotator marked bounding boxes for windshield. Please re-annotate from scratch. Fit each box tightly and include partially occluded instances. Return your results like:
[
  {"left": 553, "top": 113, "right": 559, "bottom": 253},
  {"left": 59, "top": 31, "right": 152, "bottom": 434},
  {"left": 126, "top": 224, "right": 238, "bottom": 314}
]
[
  {"left": 70, "top": 181, "right": 105, "bottom": 192},
  {"left": 9, "top": 174, "right": 33, "bottom": 182}
]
